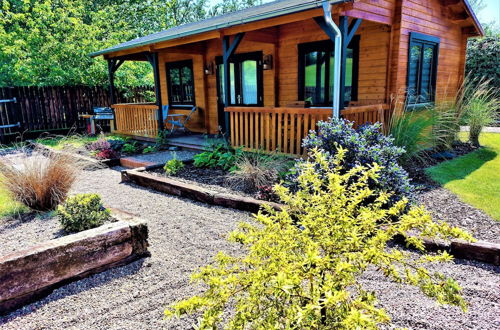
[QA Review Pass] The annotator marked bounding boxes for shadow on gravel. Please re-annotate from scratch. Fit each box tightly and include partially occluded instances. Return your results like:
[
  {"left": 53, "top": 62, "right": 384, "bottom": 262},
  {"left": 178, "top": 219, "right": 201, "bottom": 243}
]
[
  {"left": 0, "top": 258, "right": 147, "bottom": 324},
  {"left": 453, "top": 258, "right": 500, "bottom": 274}
]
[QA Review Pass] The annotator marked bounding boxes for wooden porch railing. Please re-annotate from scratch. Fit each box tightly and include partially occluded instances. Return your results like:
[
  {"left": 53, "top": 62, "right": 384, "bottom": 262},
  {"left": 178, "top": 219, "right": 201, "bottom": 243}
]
[
  {"left": 341, "top": 104, "right": 391, "bottom": 129},
  {"left": 225, "top": 104, "right": 390, "bottom": 156},
  {"left": 112, "top": 103, "right": 159, "bottom": 138}
]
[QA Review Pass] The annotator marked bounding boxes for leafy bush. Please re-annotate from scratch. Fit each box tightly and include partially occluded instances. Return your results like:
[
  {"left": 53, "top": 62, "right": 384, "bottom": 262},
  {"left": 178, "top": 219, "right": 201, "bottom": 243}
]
[
  {"left": 143, "top": 146, "right": 157, "bottom": 154},
  {"left": 122, "top": 142, "right": 138, "bottom": 154},
  {"left": 57, "top": 193, "right": 110, "bottom": 232},
  {"left": 0, "top": 146, "right": 81, "bottom": 211},
  {"left": 165, "top": 150, "right": 472, "bottom": 328},
  {"left": 85, "top": 138, "right": 111, "bottom": 152},
  {"left": 194, "top": 143, "right": 243, "bottom": 171},
  {"left": 300, "top": 118, "right": 413, "bottom": 206},
  {"left": 255, "top": 185, "right": 280, "bottom": 202},
  {"left": 466, "top": 36, "right": 500, "bottom": 90},
  {"left": 95, "top": 148, "right": 119, "bottom": 160},
  {"left": 461, "top": 79, "right": 499, "bottom": 146},
  {"left": 226, "top": 151, "right": 292, "bottom": 193},
  {"left": 164, "top": 157, "right": 185, "bottom": 175}
]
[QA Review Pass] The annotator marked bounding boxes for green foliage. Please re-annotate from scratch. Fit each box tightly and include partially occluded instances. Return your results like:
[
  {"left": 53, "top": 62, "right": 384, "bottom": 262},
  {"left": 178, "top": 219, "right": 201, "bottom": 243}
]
[
  {"left": 466, "top": 36, "right": 500, "bottom": 89},
  {"left": 164, "top": 156, "right": 185, "bottom": 175},
  {"left": 165, "top": 149, "right": 473, "bottom": 328},
  {"left": 388, "top": 109, "right": 435, "bottom": 164},
  {"left": 0, "top": 0, "right": 261, "bottom": 87},
  {"left": 143, "top": 146, "right": 157, "bottom": 154},
  {"left": 122, "top": 142, "right": 137, "bottom": 154},
  {"left": 461, "top": 79, "right": 499, "bottom": 146},
  {"left": 194, "top": 143, "right": 244, "bottom": 171},
  {"left": 57, "top": 193, "right": 110, "bottom": 232}
]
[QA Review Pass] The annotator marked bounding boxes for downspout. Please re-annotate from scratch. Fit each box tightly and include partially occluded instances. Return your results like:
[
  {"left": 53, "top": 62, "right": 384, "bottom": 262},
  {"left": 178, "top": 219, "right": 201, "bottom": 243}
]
[{"left": 321, "top": 1, "right": 342, "bottom": 118}]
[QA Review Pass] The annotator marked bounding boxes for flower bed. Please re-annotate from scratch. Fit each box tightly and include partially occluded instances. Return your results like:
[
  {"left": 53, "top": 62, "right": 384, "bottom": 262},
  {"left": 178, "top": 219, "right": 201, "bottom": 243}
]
[{"left": 0, "top": 208, "right": 149, "bottom": 315}]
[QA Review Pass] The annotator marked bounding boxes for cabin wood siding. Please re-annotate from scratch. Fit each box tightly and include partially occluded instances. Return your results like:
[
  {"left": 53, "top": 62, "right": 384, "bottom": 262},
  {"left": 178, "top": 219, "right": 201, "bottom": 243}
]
[
  {"left": 390, "top": 0, "right": 469, "bottom": 102},
  {"left": 150, "top": 0, "right": 476, "bottom": 134}
]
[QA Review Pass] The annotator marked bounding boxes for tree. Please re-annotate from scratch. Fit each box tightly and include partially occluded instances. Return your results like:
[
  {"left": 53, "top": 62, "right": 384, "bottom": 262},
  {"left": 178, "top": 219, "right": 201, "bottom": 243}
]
[
  {"left": 165, "top": 149, "right": 473, "bottom": 329},
  {"left": 0, "top": 0, "right": 261, "bottom": 87}
]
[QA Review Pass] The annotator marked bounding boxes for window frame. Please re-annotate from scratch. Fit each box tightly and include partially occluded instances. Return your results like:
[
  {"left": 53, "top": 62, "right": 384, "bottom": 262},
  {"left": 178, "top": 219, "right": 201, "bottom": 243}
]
[
  {"left": 215, "top": 52, "right": 264, "bottom": 107},
  {"left": 406, "top": 32, "right": 440, "bottom": 107},
  {"left": 297, "top": 37, "right": 360, "bottom": 107},
  {"left": 165, "top": 59, "right": 196, "bottom": 108}
]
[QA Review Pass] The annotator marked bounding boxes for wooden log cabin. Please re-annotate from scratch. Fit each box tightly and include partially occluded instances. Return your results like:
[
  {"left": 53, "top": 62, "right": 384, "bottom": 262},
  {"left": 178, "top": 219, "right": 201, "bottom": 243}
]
[{"left": 91, "top": 0, "right": 483, "bottom": 155}]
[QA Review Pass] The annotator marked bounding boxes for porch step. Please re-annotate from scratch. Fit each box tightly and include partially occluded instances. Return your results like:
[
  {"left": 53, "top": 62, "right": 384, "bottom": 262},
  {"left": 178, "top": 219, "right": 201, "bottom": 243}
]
[{"left": 167, "top": 141, "right": 207, "bottom": 152}]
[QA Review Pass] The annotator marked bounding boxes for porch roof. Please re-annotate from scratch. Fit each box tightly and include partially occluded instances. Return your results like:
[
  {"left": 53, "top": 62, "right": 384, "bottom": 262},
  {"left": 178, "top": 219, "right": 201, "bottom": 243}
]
[{"left": 90, "top": 0, "right": 346, "bottom": 58}]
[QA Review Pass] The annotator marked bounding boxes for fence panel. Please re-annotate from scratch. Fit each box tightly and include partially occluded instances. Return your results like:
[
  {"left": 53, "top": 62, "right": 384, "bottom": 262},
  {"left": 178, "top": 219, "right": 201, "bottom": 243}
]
[{"left": 0, "top": 85, "right": 153, "bottom": 140}]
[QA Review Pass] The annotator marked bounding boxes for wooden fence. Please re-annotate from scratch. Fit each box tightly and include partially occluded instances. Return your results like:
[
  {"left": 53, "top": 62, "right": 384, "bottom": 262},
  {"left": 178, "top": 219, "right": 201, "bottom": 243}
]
[
  {"left": 0, "top": 85, "right": 153, "bottom": 142},
  {"left": 225, "top": 104, "right": 391, "bottom": 156},
  {"left": 112, "top": 103, "right": 159, "bottom": 139}
]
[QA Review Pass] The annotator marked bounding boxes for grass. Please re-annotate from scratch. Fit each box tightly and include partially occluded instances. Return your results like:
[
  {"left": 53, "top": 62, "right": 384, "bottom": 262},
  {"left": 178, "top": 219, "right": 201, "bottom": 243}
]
[
  {"left": 0, "top": 177, "right": 28, "bottom": 217},
  {"left": 36, "top": 135, "right": 99, "bottom": 150},
  {"left": 426, "top": 133, "right": 500, "bottom": 221}
]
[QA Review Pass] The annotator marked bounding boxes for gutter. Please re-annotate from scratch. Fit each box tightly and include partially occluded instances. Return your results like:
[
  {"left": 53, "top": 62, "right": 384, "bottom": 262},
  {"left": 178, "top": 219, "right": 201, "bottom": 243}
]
[
  {"left": 90, "top": 0, "right": 347, "bottom": 57},
  {"left": 321, "top": 1, "right": 342, "bottom": 118}
]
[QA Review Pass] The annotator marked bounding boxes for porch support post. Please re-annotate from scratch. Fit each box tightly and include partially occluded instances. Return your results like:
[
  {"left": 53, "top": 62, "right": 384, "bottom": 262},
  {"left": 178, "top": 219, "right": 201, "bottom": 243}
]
[
  {"left": 339, "top": 16, "right": 362, "bottom": 110},
  {"left": 107, "top": 58, "right": 124, "bottom": 130},
  {"left": 222, "top": 32, "right": 244, "bottom": 136},
  {"left": 146, "top": 52, "right": 164, "bottom": 131}
]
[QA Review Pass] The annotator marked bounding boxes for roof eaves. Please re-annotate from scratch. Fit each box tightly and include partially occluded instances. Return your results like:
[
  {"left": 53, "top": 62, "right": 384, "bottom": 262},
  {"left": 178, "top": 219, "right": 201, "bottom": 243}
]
[
  {"left": 463, "top": 0, "right": 485, "bottom": 36},
  {"left": 90, "top": 0, "right": 345, "bottom": 58}
]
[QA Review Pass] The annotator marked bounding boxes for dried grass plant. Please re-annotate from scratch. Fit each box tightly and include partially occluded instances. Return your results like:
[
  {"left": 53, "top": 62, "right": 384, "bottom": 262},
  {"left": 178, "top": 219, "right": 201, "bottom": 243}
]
[
  {"left": 226, "top": 151, "right": 291, "bottom": 193},
  {"left": 0, "top": 145, "right": 85, "bottom": 211}
]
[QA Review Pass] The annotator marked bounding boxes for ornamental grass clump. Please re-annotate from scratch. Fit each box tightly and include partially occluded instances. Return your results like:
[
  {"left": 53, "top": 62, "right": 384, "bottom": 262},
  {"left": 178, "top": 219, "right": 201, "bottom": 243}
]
[
  {"left": 165, "top": 149, "right": 473, "bottom": 329},
  {"left": 300, "top": 118, "right": 413, "bottom": 207},
  {"left": 0, "top": 146, "right": 82, "bottom": 211}
]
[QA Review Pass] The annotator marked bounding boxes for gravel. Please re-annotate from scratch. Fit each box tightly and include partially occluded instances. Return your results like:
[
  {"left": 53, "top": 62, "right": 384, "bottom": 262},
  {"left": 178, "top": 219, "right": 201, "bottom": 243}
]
[
  {"left": 128, "top": 150, "right": 198, "bottom": 165},
  {"left": 0, "top": 214, "right": 62, "bottom": 255},
  {"left": 0, "top": 166, "right": 499, "bottom": 329},
  {"left": 417, "top": 187, "right": 500, "bottom": 243}
]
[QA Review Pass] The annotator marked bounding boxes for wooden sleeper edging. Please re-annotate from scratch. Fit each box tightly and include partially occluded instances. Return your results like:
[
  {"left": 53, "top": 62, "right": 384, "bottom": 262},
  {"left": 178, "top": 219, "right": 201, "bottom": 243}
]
[{"left": 0, "top": 209, "right": 149, "bottom": 315}]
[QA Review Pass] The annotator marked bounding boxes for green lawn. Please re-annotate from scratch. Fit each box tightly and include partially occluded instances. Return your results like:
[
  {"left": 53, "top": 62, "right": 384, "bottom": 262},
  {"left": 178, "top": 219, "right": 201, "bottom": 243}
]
[
  {"left": 0, "top": 178, "right": 28, "bottom": 218},
  {"left": 36, "top": 135, "right": 99, "bottom": 150},
  {"left": 426, "top": 133, "right": 500, "bottom": 221}
]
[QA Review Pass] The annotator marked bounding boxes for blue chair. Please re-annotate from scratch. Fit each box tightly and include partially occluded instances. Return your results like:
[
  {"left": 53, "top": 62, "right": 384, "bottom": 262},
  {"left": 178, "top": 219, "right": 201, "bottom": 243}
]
[{"left": 162, "top": 105, "right": 197, "bottom": 134}]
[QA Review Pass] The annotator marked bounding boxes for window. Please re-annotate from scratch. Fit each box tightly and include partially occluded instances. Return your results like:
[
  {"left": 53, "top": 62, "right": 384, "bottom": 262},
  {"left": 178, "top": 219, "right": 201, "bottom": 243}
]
[
  {"left": 166, "top": 60, "right": 195, "bottom": 106},
  {"left": 407, "top": 32, "right": 440, "bottom": 105},
  {"left": 298, "top": 38, "right": 359, "bottom": 107},
  {"left": 216, "top": 52, "right": 263, "bottom": 106}
]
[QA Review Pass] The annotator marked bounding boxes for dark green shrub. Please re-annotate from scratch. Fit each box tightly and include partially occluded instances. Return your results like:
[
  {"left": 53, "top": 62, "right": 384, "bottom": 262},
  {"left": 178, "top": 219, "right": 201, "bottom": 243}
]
[
  {"left": 299, "top": 118, "right": 414, "bottom": 207},
  {"left": 466, "top": 36, "right": 500, "bottom": 89},
  {"left": 122, "top": 142, "right": 138, "bottom": 154},
  {"left": 57, "top": 194, "right": 110, "bottom": 232}
]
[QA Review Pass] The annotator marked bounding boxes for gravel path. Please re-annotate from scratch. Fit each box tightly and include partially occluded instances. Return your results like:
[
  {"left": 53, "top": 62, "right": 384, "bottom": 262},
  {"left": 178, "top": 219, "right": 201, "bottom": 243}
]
[
  {"left": 127, "top": 150, "right": 198, "bottom": 165},
  {"left": 417, "top": 187, "right": 500, "bottom": 243},
  {"left": 0, "top": 167, "right": 499, "bottom": 329}
]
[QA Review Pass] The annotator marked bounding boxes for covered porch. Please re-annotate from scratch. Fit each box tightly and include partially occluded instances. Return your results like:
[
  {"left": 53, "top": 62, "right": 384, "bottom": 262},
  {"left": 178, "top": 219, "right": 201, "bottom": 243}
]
[{"left": 103, "top": 0, "right": 395, "bottom": 154}]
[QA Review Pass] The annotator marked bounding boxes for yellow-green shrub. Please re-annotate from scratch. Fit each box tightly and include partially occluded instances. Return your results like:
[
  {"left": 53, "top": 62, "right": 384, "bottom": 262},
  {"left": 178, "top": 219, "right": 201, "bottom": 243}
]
[
  {"left": 57, "top": 194, "right": 110, "bottom": 232},
  {"left": 165, "top": 148, "right": 473, "bottom": 329}
]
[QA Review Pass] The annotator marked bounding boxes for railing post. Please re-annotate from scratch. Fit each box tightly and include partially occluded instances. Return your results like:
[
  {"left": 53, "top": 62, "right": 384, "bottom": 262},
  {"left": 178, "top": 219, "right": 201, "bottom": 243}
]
[{"left": 146, "top": 52, "right": 164, "bottom": 132}]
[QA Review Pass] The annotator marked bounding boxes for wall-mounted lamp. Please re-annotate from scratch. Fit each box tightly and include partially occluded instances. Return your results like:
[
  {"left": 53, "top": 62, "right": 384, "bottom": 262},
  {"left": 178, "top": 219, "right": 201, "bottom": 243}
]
[
  {"left": 263, "top": 55, "right": 273, "bottom": 70},
  {"left": 204, "top": 62, "right": 214, "bottom": 75}
]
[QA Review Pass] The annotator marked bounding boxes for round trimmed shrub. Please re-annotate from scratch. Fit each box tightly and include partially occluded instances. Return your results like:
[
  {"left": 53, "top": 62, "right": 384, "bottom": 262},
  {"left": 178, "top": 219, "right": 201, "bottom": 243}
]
[
  {"left": 57, "top": 194, "right": 110, "bottom": 232},
  {"left": 298, "top": 118, "right": 414, "bottom": 207}
]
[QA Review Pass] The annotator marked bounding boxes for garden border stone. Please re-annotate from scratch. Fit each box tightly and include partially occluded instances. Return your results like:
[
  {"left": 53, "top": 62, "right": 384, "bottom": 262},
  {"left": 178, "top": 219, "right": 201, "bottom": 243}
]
[{"left": 0, "top": 208, "right": 149, "bottom": 315}]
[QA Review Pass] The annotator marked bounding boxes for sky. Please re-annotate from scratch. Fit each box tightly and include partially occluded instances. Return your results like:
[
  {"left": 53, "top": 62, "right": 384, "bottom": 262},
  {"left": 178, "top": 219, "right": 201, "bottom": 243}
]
[{"left": 475, "top": 0, "right": 500, "bottom": 26}]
